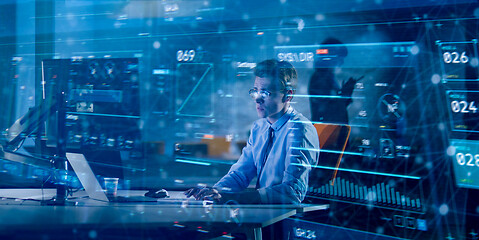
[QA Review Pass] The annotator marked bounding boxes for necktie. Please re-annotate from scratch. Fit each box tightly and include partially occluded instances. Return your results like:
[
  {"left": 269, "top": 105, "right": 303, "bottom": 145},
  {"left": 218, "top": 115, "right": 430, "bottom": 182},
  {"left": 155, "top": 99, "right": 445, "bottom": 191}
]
[{"left": 256, "top": 127, "right": 274, "bottom": 189}]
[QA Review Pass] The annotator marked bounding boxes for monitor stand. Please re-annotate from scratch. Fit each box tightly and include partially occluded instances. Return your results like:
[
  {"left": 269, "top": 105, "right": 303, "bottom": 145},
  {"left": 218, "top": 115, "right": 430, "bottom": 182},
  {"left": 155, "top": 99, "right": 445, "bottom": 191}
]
[{"left": 41, "top": 155, "right": 79, "bottom": 206}]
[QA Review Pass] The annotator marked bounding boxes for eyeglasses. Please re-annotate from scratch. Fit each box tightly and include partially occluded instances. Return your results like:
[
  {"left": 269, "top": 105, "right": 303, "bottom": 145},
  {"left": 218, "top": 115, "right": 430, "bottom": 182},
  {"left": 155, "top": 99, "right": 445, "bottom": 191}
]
[
  {"left": 249, "top": 88, "right": 273, "bottom": 99},
  {"left": 249, "top": 88, "right": 290, "bottom": 99}
]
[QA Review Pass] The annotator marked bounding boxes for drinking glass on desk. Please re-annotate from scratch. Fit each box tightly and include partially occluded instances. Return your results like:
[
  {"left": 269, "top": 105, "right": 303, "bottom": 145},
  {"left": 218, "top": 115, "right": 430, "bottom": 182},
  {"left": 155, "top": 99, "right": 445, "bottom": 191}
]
[{"left": 104, "top": 177, "right": 119, "bottom": 197}]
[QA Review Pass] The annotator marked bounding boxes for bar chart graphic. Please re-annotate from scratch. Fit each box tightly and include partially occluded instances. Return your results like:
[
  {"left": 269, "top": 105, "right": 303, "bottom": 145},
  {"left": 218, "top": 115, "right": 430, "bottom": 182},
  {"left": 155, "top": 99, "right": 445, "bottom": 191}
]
[{"left": 308, "top": 176, "right": 423, "bottom": 212}]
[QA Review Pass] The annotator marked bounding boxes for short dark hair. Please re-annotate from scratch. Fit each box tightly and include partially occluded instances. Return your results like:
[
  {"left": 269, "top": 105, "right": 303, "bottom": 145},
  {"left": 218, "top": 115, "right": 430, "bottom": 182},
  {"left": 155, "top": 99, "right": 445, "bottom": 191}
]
[
  {"left": 321, "top": 37, "right": 348, "bottom": 58},
  {"left": 254, "top": 59, "right": 297, "bottom": 91},
  {"left": 314, "top": 38, "right": 348, "bottom": 68}
]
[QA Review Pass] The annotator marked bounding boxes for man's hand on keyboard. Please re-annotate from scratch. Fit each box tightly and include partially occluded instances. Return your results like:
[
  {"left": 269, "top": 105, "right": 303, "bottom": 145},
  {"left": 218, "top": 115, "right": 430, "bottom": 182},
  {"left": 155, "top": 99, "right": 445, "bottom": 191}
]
[{"left": 184, "top": 187, "right": 222, "bottom": 202}]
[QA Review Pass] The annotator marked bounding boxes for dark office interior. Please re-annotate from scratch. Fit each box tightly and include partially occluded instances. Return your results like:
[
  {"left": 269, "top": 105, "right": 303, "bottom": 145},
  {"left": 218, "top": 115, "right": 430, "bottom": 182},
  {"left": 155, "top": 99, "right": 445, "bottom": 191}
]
[{"left": 1, "top": 0, "right": 479, "bottom": 239}]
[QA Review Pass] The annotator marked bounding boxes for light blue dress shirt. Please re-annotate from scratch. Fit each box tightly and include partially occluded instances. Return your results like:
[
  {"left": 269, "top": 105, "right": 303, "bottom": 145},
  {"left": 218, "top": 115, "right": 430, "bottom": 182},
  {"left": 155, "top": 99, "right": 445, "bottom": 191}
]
[{"left": 214, "top": 107, "right": 320, "bottom": 204}]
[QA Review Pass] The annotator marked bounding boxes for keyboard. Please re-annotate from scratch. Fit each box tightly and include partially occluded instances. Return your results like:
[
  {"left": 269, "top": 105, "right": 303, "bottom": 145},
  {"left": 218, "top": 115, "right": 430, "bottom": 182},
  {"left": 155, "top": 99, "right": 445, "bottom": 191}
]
[{"left": 109, "top": 195, "right": 159, "bottom": 203}]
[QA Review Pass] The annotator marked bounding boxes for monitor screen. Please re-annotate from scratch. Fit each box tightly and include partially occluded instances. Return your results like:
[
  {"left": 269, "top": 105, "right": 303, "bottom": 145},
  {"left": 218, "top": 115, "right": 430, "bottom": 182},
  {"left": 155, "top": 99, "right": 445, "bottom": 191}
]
[{"left": 41, "top": 58, "right": 142, "bottom": 180}]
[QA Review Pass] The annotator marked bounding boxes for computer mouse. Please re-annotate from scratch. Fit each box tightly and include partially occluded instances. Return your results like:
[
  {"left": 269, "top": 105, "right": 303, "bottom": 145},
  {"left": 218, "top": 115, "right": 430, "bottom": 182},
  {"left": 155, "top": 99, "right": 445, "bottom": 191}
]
[{"left": 145, "top": 189, "right": 169, "bottom": 198}]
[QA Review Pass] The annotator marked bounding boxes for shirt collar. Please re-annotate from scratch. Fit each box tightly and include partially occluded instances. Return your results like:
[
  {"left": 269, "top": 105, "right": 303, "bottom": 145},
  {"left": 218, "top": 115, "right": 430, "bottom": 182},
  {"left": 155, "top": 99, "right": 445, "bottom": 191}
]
[{"left": 270, "top": 106, "right": 294, "bottom": 131}]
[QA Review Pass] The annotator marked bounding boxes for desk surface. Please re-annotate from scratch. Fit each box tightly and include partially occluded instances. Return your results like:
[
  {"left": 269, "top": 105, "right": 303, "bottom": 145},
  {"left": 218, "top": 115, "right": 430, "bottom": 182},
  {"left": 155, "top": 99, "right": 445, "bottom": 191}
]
[{"left": 0, "top": 189, "right": 328, "bottom": 231}]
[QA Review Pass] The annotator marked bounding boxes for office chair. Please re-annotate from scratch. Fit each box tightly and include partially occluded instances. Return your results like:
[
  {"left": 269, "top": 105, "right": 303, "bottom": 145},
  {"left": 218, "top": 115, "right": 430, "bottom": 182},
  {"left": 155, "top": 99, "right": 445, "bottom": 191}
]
[{"left": 313, "top": 123, "right": 351, "bottom": 185}]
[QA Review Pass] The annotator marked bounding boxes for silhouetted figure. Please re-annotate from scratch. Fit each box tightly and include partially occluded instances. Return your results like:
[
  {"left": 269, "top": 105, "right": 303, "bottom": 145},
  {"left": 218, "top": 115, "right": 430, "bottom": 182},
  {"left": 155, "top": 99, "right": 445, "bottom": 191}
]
[{"left": 309, "top": 38, "right": 359, "bottom": 124}]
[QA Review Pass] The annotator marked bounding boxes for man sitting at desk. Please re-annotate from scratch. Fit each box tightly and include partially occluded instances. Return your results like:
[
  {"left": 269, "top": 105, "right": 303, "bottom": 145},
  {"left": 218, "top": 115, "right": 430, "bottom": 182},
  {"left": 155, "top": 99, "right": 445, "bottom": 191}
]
[{"left": 186, "top": 59, "right": 319, "bottom": 204}]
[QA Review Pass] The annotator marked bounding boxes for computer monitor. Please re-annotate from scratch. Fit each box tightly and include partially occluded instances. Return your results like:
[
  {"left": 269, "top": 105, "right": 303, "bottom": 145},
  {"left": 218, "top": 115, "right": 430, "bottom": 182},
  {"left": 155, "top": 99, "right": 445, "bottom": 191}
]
[{"left": 40, "top": 58, "right": 143, "bottom": 180}]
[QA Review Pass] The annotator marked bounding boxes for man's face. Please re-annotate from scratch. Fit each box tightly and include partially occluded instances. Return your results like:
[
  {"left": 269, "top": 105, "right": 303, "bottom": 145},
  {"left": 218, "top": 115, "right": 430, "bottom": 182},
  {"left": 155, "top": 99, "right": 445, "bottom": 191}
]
[{"left": 252, "top": 76, "right": 288, "bottom": 122}]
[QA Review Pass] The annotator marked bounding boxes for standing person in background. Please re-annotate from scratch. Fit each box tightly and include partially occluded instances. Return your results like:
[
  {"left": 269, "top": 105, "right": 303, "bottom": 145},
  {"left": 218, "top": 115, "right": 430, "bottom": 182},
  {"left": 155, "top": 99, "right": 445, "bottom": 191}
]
[{"left": 309, "top": 38, "right": 360, "bottom": 124}]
